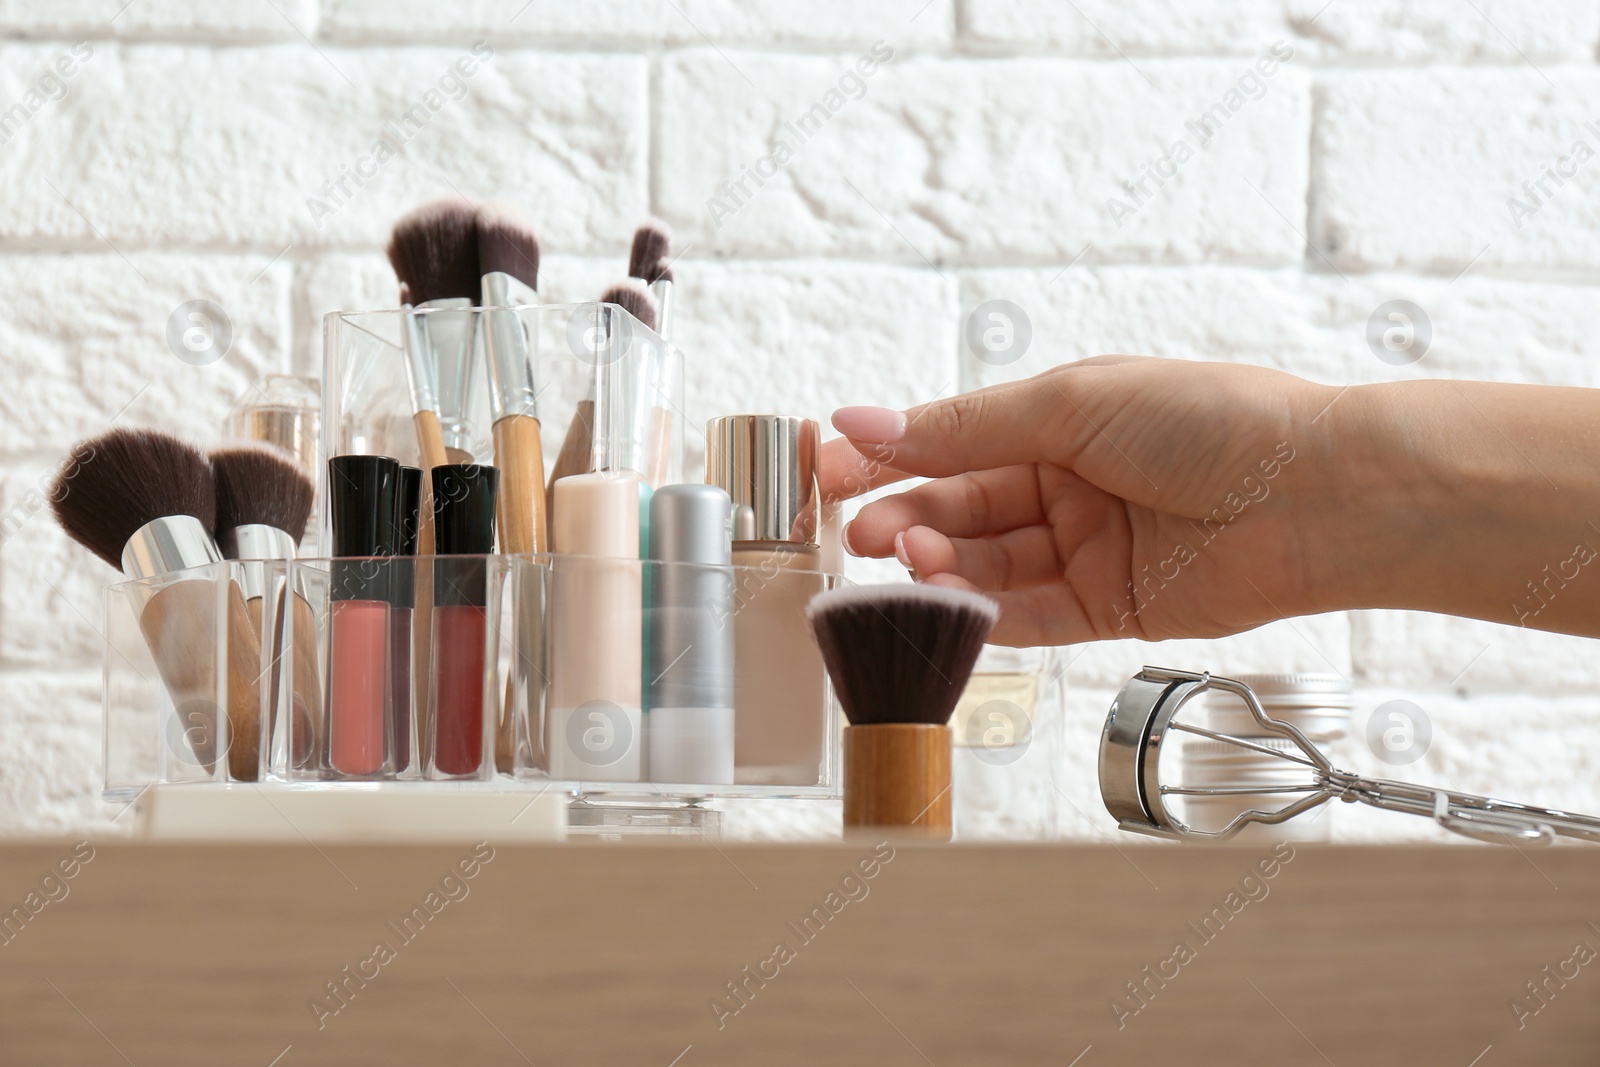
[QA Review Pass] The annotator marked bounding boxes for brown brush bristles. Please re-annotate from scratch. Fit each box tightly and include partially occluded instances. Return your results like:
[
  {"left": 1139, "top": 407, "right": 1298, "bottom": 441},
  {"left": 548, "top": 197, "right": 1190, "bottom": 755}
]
[
  {"left": 211, "top": 445, "right": 314, "bottom": 544},
  {"left": 806, "top": 583, "right": 999, "bottom": 727},
  {"left": 477, "top": 200, "right": 540, "bottom": 292},
  {"left": 48, "top": 428, "right": 216, "bottom": 572},
  {"left": 628, "top": 220, "right": 672, "bottom": 284},
  {"left": 386, "top": 196, "right": 482, "bottom": 305},
  {"left": 601, "top": 281, "right": 658, "bottom": 332}
]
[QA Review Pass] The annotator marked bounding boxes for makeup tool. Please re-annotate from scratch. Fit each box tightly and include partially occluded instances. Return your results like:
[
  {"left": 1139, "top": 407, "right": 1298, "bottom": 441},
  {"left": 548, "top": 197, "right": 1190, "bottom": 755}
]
[
  {"left": 647, "top": 484, "right": 735, "bottom": 784},
  {"left": 389, "top": 197, "right": 479, "bottom": 774},
  {"left": 51, "top": 429, "right": 262, "bottom": 781},
  {"left": 628, "top": 219, "right": 674, "bottom": 340},
  {"left": 326, "top": 454, "right": 398, "bottom": 777},
  {"left": 389, "top": 466, "right": 421, "bottom": 773},
  {"left": 211, "top": 444, "right": 319, "bottom": 771},
  {"left": 708, "top": 415, "right": 831, "bottom": 785},
  {"left": 1101, "top": 667, "right": 1600, "bottom": 844},
  {"left": 807, "top": 584, "right": 999, "bottom": 838},
  {"left": 386, "top": 196, "right": 482, "bottom": 472},
  {"left": 478, "top": 201, "right": 545, "bottom": 773},
  {"left": 626, "top": 228, "right": 679, "bottom": 491},
  {"left": 223, "top": 375, "right": 321, "bottom": 551},
  {"left": 477, "top": 200, "right": 546, "bottom": 556},
  {"left": 546, "top": 282, "right": 658, "bottom": 522},
  {"left": 429, "top": 463, "right": 498, "bottom": 778}
]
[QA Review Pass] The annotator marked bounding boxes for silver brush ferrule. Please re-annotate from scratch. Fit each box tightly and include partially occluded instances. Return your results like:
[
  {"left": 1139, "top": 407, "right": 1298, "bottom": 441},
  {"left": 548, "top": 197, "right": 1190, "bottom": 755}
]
[
  {"left": 481, "top": 272, "right": 540, "bottom": 422},
  {"left": 221, "top": 524, "right": 298, "bottom": 601},
  {"left": 400, "top": 307, "right": 441, "bottom": 415},
  {"left": 651, "top": 278, "right": 673, "bottom": 341},
  {"left": 121, "top": 515, "right": 223, "bottom": 581}
]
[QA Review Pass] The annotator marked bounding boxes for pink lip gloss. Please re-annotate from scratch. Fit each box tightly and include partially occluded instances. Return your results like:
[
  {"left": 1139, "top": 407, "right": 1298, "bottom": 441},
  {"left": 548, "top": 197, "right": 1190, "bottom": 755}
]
[
  {"left": 429, "top": 463, "right": 498, "bottom": 778},
  {"left": 327, "top": 455, "right": 398, "bottom": 777}
]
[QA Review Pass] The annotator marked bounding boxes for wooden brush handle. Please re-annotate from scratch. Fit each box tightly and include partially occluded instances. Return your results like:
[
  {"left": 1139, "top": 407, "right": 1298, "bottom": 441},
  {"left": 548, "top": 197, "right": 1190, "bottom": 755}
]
[
  {"left": 412, "top": 409, "right": 450, "bottom": 472},
  {"left": 253, "top": 590, "right": 324, "bottom": 771},
  {"left": 493, "top": 414, "right": 548, "bottom": 555},
  {"left": 843, "top": 724, "right": 952, "bottom": 838},
  {"left": 140, "top": 578, "right": 262, "bottom": 781},
  {"left": 494, "top": 414, "right": 548, "bottom": 774},
  {"left": 223, "top": 582, "right": 263, "bottom": 781},
  {"left": 546, "top": 398, "right": 594, "bottom": 525},
  {"left": 412, "top": 409, "right": 446, "bottom": 772}
]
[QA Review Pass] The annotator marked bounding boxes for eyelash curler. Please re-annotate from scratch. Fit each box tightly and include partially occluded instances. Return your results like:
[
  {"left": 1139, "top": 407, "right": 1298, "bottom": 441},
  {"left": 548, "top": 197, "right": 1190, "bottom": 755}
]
[{"left": 1100, "top": 666, "right": 1600, "bottom": 845}]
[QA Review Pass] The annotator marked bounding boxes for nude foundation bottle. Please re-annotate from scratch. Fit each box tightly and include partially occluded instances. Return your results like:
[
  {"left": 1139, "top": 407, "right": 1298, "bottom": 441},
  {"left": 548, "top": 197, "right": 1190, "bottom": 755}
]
[{"left": 706, "top": 415, "right": 828, "bottom": 786}]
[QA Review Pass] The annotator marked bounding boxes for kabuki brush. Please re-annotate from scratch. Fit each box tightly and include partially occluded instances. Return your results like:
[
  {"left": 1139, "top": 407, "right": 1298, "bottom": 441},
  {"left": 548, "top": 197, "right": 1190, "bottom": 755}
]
[{"left": 806, "top": 583, "right": 998, "bottom": 839}]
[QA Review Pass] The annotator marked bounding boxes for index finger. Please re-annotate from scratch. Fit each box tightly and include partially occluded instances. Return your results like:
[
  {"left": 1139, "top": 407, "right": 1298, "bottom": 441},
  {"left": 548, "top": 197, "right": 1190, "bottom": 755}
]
[{"left": 819, "top": 435, "right": 914, "bottom": 503}]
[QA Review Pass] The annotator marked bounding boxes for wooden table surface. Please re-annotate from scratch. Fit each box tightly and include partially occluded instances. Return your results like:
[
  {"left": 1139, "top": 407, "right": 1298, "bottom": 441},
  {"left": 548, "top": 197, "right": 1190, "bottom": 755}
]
[{"left": 1, "top": 839, "right": 1596, "bottom": 1065}]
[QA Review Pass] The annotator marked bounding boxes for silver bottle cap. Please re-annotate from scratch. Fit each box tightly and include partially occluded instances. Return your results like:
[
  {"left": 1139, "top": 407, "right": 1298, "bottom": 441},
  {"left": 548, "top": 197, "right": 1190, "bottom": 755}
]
[{"left": 705, "top": 414, "right": 820, "bottom": 546}]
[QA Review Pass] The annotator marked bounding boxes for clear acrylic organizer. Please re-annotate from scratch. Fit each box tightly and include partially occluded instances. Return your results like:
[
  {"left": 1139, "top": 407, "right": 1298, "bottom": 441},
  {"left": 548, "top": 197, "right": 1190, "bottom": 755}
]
[
  {"left": 267, "top": 555, "right": 844, "bottom": 798},
  {"left": 103, "top": 559, "right": 271, "bottom": 797}
]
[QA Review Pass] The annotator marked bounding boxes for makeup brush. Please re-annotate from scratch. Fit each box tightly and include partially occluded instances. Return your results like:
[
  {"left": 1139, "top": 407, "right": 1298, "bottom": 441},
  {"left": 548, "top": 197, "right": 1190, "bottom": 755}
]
[
  {"left": 51, "top": 428, "right": 263, "bottom": 781},
  {"left": 806, "top": 583, "right": 998, "bottom": 838},
  {"left": 546, "top": 282, "right": 659, "bottom": 512},
  {"left": 212, "top": 444, "right": 319, "bottom": 770},
  {"left": 629, "top": 222, "right": 678, "bottom": 489},
  {"left": 477, "top": 200, "right": 546, "bottom": 557},
  {"left": 390, "top": 196, "right": 479, "bottom": 753},
  {"left": 387, "top": 196, "right": 482, "bottom": 472}
]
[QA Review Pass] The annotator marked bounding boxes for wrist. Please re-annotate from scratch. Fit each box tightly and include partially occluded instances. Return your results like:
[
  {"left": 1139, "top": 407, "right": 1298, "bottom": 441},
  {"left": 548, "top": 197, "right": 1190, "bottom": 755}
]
[{"left": 1292, "top": 379, "right": 1600, "bottom": 631}]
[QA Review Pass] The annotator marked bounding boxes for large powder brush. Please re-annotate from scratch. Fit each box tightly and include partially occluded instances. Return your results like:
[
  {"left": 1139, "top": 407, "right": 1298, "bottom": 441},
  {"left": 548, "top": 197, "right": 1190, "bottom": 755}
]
[
  {"left": 50, "top": 428, "right": 261, "bottom": 780},
  {"left": 806, "top": 583, "right": 998, "bottom": 837}
]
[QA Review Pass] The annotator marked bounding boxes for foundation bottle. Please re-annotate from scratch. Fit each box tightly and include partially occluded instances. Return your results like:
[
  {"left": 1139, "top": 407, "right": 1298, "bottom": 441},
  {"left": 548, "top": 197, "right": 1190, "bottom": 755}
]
[{"left": 706, "top": 415, "right": 827, "bottom": 786}]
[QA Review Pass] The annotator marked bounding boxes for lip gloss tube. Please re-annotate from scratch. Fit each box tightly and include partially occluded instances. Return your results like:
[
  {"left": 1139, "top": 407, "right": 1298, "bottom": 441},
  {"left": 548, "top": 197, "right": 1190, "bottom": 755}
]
[
  {"left": 429, "top": 463, "right": 499, "bottom": 779},
  {"left": 327, "top": 455, "right": 398, "bottom": 777},
  {"left": 389, "top": 465, "right": 421, "bottom": 774}
]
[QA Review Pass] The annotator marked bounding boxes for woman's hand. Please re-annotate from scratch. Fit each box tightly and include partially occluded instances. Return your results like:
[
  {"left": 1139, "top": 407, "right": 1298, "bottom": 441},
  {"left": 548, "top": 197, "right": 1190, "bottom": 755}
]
[
  {"left": 825, "top": 357, "right": 1327, "bottom": 646},
  {"left": 825, "top": 356, "right": 1600, "bottom": 647}
]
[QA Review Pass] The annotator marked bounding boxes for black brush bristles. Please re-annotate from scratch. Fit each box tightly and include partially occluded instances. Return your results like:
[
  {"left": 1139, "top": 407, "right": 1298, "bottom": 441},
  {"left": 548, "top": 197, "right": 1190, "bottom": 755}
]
[
  {"left": 477, "top": 200, "right": 540, "bottom": 292},
  {"left": 628, "top": 220, "right": 672, "bottom": 284},
  {"left": 386, "top": 196, "right": 482, "bottom": 305},
  {"left": 806, "top": 584, "right": 999, "bottom": 727},
  {"left": 49, "top": 428, "right": 216, "bottom": 572},
  {"left": 601, "top": 281, "right": 658, "bottom": 332},
  {"left": 211, "top": 445, "right": 314, "bottom": 545}
]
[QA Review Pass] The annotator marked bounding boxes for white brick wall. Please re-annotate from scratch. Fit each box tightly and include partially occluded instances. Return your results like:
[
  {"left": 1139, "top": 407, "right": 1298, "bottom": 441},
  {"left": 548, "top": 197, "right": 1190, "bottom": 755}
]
[{"left": 2, "top": 1, "right": 1598, "bottom": 843}]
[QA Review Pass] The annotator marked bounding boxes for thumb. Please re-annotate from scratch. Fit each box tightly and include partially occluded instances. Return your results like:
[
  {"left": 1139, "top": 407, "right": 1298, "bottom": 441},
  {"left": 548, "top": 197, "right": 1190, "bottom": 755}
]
[{"left": 831, "top": 379, "right": 1065, "bottom": 479}]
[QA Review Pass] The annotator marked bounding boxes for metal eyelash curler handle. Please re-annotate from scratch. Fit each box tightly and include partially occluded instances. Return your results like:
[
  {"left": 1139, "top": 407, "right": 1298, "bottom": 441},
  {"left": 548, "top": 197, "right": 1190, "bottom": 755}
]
[{"left": 1099, "top": 666, "right": 1600, "bottom": 846}]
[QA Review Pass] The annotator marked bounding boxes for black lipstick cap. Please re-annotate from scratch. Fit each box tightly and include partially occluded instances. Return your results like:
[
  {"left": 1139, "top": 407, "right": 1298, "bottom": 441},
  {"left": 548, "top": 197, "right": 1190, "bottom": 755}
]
[
  {"left": 389, "top": 465, "right": 422, "bottom": 609},
  {"left": 329, "top": 455, "right": 399, "bottom": 602},
  {"left": 432, "top": 464, "right": 498, "bottom": 607}
]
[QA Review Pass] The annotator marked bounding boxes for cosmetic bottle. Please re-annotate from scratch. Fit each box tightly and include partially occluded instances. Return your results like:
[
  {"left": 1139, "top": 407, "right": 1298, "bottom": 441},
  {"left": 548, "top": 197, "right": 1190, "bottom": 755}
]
[
  {"left": 389, "top": 466, "right": 421, "bottom": 774},
  {"left": 225, "top": 374, "right": 322, "bottom": 552},
  {"left": 707, "top": 415, "right": 828, "bottom": 786},
  {"left": 429, "top": 463, "right": 499, "bottom": 779},
  {"left": 549, "top": 469, "right": 643, "bottom": 781},
  {"left": 648, "top": 484, "right": 735, "bottom": 784},
  {"left": 327, "top": 455, "right": 398, "bottom": 777}
]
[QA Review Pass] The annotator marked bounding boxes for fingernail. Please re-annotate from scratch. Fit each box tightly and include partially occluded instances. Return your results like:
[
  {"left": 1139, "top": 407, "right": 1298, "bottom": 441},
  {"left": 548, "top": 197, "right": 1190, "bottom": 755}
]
[
  {"left": 894, "top": 530, "right": 912, "bottom": 570},
  {"left": 832, "top": 406, "right": 907, "bottom": 444},
  {"left": 842, "top": 521, "right": 862, "bottom": 557}
]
